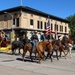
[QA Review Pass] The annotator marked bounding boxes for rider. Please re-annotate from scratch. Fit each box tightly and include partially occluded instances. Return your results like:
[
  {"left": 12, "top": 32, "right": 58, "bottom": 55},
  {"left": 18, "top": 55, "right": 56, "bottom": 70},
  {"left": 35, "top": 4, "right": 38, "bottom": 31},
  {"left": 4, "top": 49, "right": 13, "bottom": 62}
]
[
  {"left": 63, "top": 33, "right": 68, "bottom": 41},
  {"left": 31, "top": 31, "right": 38, "bottom": 52},
  {"left": 41, "top": 31, "right": 49, "bottom": 41},
  {"left": 22, "top": 31, "right": 28, "bottom": 45},
  {"left": 62, "top": 33, "right": 68, "bottom": 47}
]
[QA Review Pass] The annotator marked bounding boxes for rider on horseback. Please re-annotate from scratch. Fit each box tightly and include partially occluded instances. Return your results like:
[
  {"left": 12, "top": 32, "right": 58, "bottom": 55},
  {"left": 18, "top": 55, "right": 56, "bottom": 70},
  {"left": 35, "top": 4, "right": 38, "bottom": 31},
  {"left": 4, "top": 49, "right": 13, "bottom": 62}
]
[
  {"left": 41, "top": 31, "right": 50, "bottom": 41},
  {"left": 62, "top": 33, "right": 69, "bottom": 47},
  {"left": 63, "top": 33, "right": 68, "bottom": 41},
  {"left": 31, "top": 31, "right": 38, "bottom": 52}
]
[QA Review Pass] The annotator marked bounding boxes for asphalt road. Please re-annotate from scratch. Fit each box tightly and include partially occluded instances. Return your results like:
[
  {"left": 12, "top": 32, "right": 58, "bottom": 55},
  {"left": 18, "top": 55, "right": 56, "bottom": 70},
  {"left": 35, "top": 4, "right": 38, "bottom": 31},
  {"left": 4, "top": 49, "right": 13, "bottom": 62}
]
[{"left": 0, "top": 50, "right": 75, "bottom": 75}]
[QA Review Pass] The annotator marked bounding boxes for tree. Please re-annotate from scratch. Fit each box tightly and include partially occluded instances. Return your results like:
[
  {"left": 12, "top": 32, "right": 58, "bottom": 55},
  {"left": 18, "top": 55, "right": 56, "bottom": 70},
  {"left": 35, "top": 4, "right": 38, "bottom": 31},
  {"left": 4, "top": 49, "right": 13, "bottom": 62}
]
[{"left": 66, "top": 14, "right": 75, "bottom": 41}]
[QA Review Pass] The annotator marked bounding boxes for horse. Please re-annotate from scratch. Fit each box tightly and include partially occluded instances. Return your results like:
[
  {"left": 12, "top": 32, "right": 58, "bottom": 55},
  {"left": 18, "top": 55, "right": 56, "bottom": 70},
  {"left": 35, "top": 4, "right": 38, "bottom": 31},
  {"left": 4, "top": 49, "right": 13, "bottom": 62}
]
[
  {"left": 45, "top": 39, "right": 65, "bottom": 61},
  {"left": 22, "top": 41, "right": 38, "bottom": 62},
  {"left": 60, "top": 38, "right": 73, "bottom": 58},
  {"left": 22, "top": 41, "right": 53, "bottom": 64},
  {"left": 12, "top": 40, "right": 24, "bottom": 54},
  {"left": 36, "top": 41, "right": 53, "bottom": 63}
]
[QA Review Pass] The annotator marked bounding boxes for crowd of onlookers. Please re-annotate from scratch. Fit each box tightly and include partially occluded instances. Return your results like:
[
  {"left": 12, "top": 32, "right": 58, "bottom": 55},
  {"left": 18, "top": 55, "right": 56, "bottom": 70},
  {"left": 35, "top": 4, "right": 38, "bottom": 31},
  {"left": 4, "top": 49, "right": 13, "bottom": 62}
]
[{"left": 0, "top": 31, "right": 10, "bottom": 41}]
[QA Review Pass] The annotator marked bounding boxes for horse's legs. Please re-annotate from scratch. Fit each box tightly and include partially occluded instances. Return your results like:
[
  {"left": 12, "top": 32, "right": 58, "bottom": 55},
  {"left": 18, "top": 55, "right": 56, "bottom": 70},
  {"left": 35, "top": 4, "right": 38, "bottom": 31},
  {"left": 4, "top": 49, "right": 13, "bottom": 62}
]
[
  {"left": 35, "top": 51, "right": 37, "bottom": 58},
  {"left": 37, "top": 51, "right": 43, "bottom": 64},
  {"left": 69, "top": 47, "right": 72, "bottom": 58},
  {"left": 30, "top": 51, "right": 33, "bottom": 61},
  {"left": 50, "top": 51, "right": 54, "bottom": 62},
  {"left": 59, "top": 51, "right": 62, "bottom": 58},
  {"left": 22, "top": 49, "right": 27, "bottom": 61},
  {"left": 42, "top": 52, "right": 46, "bottom": 61},
  {"left": 55, "top": 50, "right": 59, "bottom": 60},
  {"left": 46, "top": 52, "right": 50, "bottom": 59},
  {"left": 19, "top": 48, "right": 21, "bottom": 54},
  {"left": 59, "top": 46, "right": 66, "bottom": 59},
  {"left": 62, "top": 50, "right": 67, "bottom": 59}
]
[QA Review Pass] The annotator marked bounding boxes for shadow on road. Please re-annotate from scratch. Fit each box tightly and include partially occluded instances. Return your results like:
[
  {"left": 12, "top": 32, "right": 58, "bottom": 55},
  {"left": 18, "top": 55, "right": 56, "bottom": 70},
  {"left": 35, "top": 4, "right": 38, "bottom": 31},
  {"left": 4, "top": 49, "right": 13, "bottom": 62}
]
[{"left": 16, "top": 56, "right": 39, "bottom": 63}]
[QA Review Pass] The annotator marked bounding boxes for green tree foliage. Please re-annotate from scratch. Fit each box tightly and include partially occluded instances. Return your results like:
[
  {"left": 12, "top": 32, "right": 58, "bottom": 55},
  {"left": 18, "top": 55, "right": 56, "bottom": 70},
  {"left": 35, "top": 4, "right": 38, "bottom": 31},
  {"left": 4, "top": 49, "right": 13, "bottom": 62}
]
[{"left": 66, "top": 14, "right": 75, "bottom": 41}]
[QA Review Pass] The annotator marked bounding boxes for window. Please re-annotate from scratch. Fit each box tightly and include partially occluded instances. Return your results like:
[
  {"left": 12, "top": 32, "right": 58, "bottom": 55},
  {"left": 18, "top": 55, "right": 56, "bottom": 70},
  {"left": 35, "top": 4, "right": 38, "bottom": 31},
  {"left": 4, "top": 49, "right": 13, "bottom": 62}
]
[
  {"left": 65, "top": 26, "right": 67, "bottom": 32},
  {"left": 60, "top": 25, "right": 63, "bottom": 32},
  {"left": 57, "top": 25, "right": 58, "bottom": 31},
  {"left": 37, "top": 21, "right": 40, "bottom": 29},
  {"left": 30, "top": 19, "right": 33, "bottom": 25},
  {"left": 41, "top": 21, "right": 43, "bottom": 29},
  {"left": 16, "top": 18, "right": 19, "bottom": 27},
  {"left": 37, "top": 21, "right": 43, "bottom": 29},
  {"left": 13, "top": 18, "right": 15, "bottom": 25},
  {"left": 44, "top": 22, "right": 46, "bottom": 29},
  {"left": 61, "top": 26, "right": 63, "bottom": 32},
  {"left": 55, "top": 24, "right": 57, "bottom": 30},
  {"left": 60, "top": 26, "right": 62, "bottom": 31}
]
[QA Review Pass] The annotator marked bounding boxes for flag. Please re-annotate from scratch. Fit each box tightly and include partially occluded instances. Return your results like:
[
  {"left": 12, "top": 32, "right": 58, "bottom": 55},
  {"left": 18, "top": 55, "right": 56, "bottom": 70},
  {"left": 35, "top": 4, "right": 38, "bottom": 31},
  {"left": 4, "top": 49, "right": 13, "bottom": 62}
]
[{"left": 46, "top": 20, "right": 50, "bottom": 35}]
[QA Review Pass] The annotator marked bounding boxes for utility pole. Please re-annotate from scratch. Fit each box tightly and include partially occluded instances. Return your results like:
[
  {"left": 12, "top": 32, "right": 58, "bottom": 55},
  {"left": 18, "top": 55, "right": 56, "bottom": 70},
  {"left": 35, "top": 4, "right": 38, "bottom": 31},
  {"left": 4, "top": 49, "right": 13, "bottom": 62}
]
[{"left": 20, "top": 0, "right": 22, "bottom": 6}]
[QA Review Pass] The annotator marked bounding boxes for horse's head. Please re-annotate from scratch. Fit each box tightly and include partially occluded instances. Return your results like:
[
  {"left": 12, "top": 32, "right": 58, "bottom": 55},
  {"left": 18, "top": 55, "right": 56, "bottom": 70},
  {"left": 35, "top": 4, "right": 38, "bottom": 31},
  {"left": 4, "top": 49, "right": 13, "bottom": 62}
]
[
  {"left": 66, "top": 39, "right": 73, "bottom": 45},
  {"left": 52, "top": 40, "right": 61, "bottom": 46},
  {"left": 65, "top": 39, "right": 74, "bottom": 48}
]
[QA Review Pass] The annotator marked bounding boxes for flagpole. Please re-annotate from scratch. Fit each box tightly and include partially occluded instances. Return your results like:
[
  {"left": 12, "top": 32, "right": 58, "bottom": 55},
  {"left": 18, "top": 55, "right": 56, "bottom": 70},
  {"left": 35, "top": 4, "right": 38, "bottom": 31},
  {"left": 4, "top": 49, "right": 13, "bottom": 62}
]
[
  {"left": 48, "top": 16, "right": 51, "bottom": 40},
  {"left": 20, "top": 0, "right": 22, "bottom": 6}
]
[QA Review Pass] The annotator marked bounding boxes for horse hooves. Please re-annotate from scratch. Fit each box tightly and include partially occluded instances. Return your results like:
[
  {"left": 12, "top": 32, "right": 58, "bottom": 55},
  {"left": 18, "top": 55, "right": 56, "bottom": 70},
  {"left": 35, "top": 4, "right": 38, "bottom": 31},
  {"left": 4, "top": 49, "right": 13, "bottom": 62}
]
[
  {"left": 65, "top": 57, "right": 67, "bottom": 59},
  {"left": 57, "top": 58, "right": 59, "bottom": 60},
  {"left": 31, "top": 60, "right": 34, "bottom": 62},
  {"left": 51, "top": 59, "right": 53, "bottom": 62},
  {"left": 38, "top": 61, "right": 41, "bottom": 64}
]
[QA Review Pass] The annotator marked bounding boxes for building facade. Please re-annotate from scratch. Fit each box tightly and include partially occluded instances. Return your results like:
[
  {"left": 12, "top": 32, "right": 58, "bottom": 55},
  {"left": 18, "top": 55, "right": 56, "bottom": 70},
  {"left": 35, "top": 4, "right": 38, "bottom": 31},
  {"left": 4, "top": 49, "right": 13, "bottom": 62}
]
[{"left": 0, "top": 6, "right": 69, "bottom": 39}]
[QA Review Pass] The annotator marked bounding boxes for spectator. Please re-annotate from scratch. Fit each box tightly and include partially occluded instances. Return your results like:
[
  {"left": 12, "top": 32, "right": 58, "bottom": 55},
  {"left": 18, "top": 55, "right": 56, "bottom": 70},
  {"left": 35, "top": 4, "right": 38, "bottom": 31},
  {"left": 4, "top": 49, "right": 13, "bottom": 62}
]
[{"left": 38, "top": 32, "right": 41, "bottom": 42}]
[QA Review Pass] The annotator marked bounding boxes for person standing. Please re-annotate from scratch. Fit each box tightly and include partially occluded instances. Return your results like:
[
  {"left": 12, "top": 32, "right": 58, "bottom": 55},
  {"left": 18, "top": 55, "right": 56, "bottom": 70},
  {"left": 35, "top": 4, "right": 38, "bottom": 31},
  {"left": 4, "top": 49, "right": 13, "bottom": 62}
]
[
  {"left": 38, "top": 32, "right": 41, "bottom": 42},
  {"left": 30, "top": 31, "right": 33, "bottom": 40}
]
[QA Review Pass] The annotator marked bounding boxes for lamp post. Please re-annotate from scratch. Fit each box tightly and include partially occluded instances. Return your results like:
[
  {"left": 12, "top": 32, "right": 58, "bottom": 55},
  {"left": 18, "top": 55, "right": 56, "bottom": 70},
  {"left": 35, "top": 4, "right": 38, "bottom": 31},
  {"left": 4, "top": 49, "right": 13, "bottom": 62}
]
[{"left": 4, "top": 12, "right": 15, "bottom": 42}]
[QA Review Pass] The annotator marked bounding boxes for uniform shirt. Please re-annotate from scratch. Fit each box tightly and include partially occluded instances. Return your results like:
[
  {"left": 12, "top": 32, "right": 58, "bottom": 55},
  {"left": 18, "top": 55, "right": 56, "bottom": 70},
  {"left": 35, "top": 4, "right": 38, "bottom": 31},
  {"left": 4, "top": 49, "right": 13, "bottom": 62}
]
[{"left": 31, "top": 35, "right": 38, "bottom": 41}]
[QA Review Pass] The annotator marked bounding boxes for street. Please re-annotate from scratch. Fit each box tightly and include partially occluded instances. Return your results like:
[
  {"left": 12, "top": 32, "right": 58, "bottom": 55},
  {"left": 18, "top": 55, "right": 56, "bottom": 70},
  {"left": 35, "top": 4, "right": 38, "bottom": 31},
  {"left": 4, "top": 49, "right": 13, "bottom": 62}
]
[{"left": 0, "top": 50, "right": 75, "bottom": 75}]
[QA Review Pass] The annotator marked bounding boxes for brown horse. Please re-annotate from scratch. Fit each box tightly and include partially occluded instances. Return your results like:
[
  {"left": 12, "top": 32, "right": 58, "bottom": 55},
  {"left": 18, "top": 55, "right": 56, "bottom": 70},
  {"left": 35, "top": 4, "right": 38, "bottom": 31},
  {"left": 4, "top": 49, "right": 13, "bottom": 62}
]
[
  {"left": 47, "top": 39, "right": 61, "bottom": 60},
  {"left": 36, "top": 41, "right": 53, "bottom": 63},
  {"left": 22, "top": 42, "right": 37, "bottom": 62},
  {"left": 22, "top": 41, "right": 53, "bottom": 64}
]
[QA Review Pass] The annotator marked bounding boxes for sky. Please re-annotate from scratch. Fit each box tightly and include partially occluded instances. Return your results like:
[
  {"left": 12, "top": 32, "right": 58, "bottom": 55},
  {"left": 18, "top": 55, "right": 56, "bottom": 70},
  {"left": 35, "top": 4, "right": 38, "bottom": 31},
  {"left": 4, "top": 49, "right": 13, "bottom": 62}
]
[{"left": 0, "top": 0, "right": 75, "bottom": 19}]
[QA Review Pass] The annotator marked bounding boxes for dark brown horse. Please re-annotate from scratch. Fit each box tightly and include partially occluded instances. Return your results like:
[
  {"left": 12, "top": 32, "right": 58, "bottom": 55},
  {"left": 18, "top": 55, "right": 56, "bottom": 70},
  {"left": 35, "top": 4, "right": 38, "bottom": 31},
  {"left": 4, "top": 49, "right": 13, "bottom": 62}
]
[
  {"left": 60, "top": 38, "right": 73, "bottom": 58},
  {"left": 47, "top": 39, "right": 61, "bottom": 60}
]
